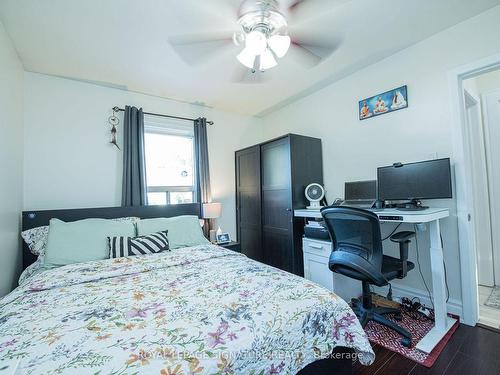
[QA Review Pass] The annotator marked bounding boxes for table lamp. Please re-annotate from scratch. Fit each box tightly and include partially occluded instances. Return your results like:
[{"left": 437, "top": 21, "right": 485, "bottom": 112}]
[{"left": 202, "top": 202, "right": 222, "bottom": 241}]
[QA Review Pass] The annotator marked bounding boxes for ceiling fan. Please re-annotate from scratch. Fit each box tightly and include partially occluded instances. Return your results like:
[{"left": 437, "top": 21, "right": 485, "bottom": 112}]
[{"left": 169, "top": 0, "right": 343, "bottom": 82}]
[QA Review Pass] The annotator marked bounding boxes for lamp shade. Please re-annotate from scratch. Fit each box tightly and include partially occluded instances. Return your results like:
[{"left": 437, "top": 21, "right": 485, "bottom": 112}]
[{"left": 202, "top": 202, "right": 222, "bottom": 219}]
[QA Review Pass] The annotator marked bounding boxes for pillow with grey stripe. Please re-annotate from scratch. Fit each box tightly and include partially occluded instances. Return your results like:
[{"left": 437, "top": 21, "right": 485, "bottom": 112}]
[{"left": 108, "top": 230, "right": 169, "bottom": 258}]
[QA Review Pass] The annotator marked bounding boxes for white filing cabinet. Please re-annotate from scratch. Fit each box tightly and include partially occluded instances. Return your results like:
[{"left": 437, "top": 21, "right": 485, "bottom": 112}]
[{"left": 302, "top": 238, "right": 334, "bottom": 291}]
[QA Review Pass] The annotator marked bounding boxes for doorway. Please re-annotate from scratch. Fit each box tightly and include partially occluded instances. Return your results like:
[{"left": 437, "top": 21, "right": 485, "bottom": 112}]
[{"left": 461, "top": 69, "right": 500, "bottom": 328}]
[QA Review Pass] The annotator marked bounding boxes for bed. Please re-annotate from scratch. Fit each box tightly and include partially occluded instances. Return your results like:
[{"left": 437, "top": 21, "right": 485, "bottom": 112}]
[{"left": 0, "top": 204, "right": 374, "bottom": 374}]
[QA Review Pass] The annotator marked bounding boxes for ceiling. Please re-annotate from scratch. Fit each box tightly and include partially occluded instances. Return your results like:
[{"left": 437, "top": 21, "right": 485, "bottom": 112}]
[{"left": 1, "top": 0, "right": 499, "bottom": 116}]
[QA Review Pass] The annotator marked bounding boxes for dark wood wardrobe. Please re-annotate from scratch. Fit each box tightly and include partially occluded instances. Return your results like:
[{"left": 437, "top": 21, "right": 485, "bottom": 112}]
[{"left": 235, "top": 134, "right": 323, "bottom": 276}]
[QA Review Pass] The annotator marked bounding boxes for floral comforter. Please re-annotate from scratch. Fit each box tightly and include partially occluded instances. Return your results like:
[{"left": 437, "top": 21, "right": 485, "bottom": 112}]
[{"left": 0, "top": 245, "right": 374, "bottom": 374}]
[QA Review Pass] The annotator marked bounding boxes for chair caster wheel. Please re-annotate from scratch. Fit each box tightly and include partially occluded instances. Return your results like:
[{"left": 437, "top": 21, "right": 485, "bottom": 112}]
[
  {"left": 401, "top": 338, "right": 412, "bottom": 348},
  {"left": 394, "top": 313, "right": 403, "bottom": 321}
]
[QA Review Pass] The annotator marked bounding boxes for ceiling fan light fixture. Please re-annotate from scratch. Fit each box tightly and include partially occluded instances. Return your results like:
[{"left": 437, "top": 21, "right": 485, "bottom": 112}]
[
  {"left": 234, "top": 1, "right": 293, "bottom": 72},
  {"left": 268, "top": 34, "right": 291, "bottom": 58},
  {"left": 245, "top": 30, "right": 268, "bottom": 56},
  {"left": 260, "top": 49, "right": 277, "bottom": 70},
  {"left": 232, "top": 31, "right": 245, "bottom": 46},
  {"left": 237, "top": 47, "right": 256, "bottom": 69}
]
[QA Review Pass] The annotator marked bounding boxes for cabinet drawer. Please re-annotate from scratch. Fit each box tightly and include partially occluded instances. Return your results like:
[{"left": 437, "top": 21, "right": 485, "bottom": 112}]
[
  {"left": 303, "top": 252, "right": 334, "bottom": 291},
  {"left": 303, "top": 239, "right": 331, "bottom": 257}
]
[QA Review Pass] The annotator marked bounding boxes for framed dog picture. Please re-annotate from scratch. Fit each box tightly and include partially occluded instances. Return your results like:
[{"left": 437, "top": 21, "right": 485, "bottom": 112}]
[{"left": 359, "top": 85, "right": 408, "bottom": 120}]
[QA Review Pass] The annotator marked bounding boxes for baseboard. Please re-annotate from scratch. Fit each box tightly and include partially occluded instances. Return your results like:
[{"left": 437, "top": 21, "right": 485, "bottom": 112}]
[
  {"left": 373, "top": 283, "right": 463, "bottom": 319},
  {"left": 477, "top": 322, "right": 500, "bottom": 332}
]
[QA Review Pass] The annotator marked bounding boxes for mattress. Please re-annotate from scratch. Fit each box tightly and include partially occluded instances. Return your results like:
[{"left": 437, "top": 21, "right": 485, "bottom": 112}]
[{"left": 0, "top": 244, "right": 374, "bottom": 374}]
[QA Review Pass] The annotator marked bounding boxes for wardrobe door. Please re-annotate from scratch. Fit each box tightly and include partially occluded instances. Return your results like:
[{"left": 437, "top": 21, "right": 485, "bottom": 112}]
[
  {"left": 261, "top": 137, "right": 294, "bottom": 273},
  {"left": 235, "top": 146, "right": 262, "bottom": 262}
]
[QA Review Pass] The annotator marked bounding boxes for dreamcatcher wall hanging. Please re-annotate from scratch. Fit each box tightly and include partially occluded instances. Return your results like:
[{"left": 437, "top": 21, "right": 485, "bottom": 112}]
[{"left": 108, "top": 108, "right": 120, "bottom": 150}]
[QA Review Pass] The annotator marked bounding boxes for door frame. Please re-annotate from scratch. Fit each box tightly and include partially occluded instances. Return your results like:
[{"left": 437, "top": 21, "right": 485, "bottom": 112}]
[
  {"left": 260, "top": 137, "right": 294, "bottom": 272},
  {"left": 448, "top": 53, "right": 500, "bottom": 326},
  {"left": 463, "top": 90, "right": 495, "bottom": 287}
]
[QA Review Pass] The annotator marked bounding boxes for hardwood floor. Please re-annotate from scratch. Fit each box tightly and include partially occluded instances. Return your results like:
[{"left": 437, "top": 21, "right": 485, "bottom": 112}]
[{"left": 353, "top": 324, "right": 500, "bottom": 374}]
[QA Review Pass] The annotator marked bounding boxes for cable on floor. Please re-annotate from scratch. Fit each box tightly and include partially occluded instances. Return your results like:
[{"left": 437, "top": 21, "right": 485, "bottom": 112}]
[{"left": 440, "top": 233, "right": 450, "bottom": 303}]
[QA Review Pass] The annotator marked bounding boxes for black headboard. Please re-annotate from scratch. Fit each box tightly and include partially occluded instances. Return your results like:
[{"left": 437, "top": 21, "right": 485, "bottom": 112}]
[{"left": 22, "top": 203, "right": 201, "bottom": 270}]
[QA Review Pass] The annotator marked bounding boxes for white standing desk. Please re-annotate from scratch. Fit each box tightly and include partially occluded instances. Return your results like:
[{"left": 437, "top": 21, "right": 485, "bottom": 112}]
[{"left": 294, "top": 207, "right": 455, "bottom": 354}]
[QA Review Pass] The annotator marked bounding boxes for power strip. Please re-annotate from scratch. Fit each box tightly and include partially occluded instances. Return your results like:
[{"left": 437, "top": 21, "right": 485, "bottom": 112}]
[
  {"left": 401, "top": 297, "right": 434, "bottom": 321},
  {"left": 418, "top": 306, "right": 433, "bottom": 318}
]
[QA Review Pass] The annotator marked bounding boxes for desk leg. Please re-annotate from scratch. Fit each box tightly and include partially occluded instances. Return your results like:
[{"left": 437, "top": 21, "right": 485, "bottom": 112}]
[{"left": 415, "top": 219, "right": 457, "bottom": 353}]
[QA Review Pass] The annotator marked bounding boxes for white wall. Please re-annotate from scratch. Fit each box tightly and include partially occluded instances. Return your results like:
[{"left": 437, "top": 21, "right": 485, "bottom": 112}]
[
  {"left": 261, "top": 5, "right": 500, "bottom": 312},
  {"left": 0, "top": 21, "right": 23, "bottom": 296},
  {"left": 24, "top": 73, "right": 263, "bottom": 240}
]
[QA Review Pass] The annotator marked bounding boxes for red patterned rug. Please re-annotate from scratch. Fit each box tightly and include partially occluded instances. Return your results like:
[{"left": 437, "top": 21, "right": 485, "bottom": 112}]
[{"left": 364, "top": 312, "right": 460, "bottom": 367}]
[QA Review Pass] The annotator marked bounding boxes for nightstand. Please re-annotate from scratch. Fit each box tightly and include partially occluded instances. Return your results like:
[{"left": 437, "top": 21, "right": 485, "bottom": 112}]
[{"left": 218, "top": 241, "right": 241, "bottom": 252}]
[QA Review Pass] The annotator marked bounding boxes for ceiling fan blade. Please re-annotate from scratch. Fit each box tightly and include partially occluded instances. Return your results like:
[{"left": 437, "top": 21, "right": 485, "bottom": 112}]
[
  {"left": 228, "top": 0, "right": 245, "bottom": 18},
  {"left": 168, "top": 31, "right": 235, "bottom": 65},
  {"left": 287, "top": 0, "right": 308, "bottom": 10},
  {"left": 286, "top": 0, "right": 351, "bottom": 23},
  {"left": 287, "top": 42, "right": 321, "bottom": 68},
  {"left": 286, "top": 40, "right": 334, "bottom": 68},
  {"left": 169, "top": 31, "right": 235, "bottom": 46},
  {"left": 193, "top": 0, "right": 243, "bottom": 23},
  {"left": 292, "top": 31, "right": 342, "bottom": 54},
  {"left": 287, "top": 32, "right": 342, "bottom": 68}
]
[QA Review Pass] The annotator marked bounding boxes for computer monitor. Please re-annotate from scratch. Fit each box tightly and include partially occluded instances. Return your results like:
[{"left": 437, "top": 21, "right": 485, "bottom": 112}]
[
  {"left": 345, "top": 180, "right": 377, "bottom": 200},
  {"left": 377, "top": 158, "right": 452, "bottom": 205}
]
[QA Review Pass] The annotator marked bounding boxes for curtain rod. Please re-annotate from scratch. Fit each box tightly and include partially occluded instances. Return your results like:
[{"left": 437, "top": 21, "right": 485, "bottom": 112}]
[{"left": 112, "top": 106, "right": 214, "bottom": 125}]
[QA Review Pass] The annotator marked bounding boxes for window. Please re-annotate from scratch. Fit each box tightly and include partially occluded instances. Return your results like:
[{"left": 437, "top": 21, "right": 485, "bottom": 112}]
[{"left": 144, "top": 118, "right": 196, "bottom": 205}]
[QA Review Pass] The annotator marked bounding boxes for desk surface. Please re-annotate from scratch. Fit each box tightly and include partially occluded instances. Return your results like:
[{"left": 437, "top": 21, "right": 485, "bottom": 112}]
[{"left": 294, "top": 207, "right": 449, "bottom": 223}]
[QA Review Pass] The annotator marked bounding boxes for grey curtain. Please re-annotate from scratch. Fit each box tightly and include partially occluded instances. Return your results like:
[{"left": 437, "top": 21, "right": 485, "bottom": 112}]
[
  {"left": 121, "top": 106, "right": 147, "bottom": 206},
  {"left": 194, "top": 117, "right": 212, "bottom": 205},
  {"left": 194, "top": 118, "right": 212, "bottom": 203},
  {"left": 194, "top": 118, "right": 212, "bottom": 237}
]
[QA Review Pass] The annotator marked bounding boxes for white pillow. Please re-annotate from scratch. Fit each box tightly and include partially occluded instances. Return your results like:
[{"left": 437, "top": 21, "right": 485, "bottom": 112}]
[
  {"left": 21, "top": 217, "right": 140, "bottom": 257},
  {"left": 44, "top": 218, "right": 136, "bottom": 267},
  {"left": 137, "top": 215, "right": 209, "bottom": 249}
]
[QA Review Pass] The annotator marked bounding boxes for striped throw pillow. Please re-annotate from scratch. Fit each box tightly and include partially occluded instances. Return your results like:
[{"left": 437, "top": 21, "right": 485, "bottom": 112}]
[{"left": 108, "top": 230, "right": 169, "bottom": 258}]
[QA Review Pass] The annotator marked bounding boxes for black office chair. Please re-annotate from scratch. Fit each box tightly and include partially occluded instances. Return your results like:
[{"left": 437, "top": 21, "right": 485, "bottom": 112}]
[{"left": 320, "top": 206, "right": 415, "bottom": 347}]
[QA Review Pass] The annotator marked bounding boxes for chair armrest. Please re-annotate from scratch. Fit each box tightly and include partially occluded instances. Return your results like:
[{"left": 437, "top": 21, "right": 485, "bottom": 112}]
[
  {"left": 390, "top": 231, "right": 415, "bottom": 243},
  {"left": 390, "top": 231, "right": 415, "bottom": 278}
]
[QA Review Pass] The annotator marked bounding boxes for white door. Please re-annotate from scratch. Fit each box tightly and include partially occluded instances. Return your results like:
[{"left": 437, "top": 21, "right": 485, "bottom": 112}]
[
  {"left": 464, "top": 91, "right": 494, "bottom": 286},
  {"left": 483, "top": 89, "right": 500, "bottom": 285}
]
